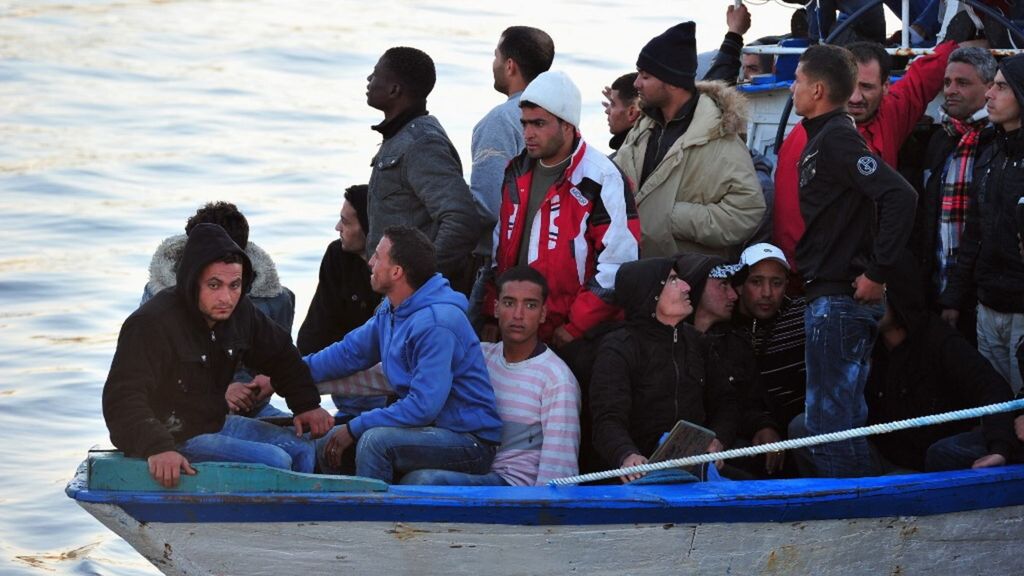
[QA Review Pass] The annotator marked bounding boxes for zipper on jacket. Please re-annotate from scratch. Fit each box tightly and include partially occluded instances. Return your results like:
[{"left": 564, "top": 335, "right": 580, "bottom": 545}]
[{"left": 672, "top": 326, "right": 680, "bottom": 422}]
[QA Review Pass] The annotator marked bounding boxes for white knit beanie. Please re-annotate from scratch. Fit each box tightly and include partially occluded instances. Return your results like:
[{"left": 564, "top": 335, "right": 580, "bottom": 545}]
[{"left": 521, "top": 70, "right": 581, "bottom": 127}]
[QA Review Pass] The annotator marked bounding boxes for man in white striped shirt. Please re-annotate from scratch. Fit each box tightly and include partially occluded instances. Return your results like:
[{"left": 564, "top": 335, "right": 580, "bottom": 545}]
[{"left": 402, "top": 266, "right": 581, "bottom": 486}]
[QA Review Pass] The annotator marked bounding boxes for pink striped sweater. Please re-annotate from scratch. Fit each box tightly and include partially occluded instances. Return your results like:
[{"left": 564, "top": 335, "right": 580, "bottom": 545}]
[{"left": 481, "top": 342, "right": 581, "bottom": 486}]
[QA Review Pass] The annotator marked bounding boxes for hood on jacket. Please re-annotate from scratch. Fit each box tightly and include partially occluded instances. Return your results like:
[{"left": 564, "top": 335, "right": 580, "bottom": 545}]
[
  {"left": 674, "top": 252, "right": 728, "bottom": 313},
  {"left": 391, "top": 273, "right": 467, "bottom": 319},
  {"left": 176, "top": 223, "right": 253, "bottom": 317},
  {"left": 147, "top": 233, "right": 283, "bottom": 298},
  {"left": 614, "top": 257, "right": 676, "bottom": 320},
  {"left": 688, "top": 80, "right": 750, "bottom": 141}
]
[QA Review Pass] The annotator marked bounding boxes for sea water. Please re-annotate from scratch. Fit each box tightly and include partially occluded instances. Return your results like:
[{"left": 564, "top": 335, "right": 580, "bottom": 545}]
[{"left": 0, "top": 1, "right": 793, "bottom": 572}]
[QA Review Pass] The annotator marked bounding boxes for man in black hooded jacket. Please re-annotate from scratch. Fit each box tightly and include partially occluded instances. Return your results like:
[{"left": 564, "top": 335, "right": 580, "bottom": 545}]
[
  {"left": 103, "top": 223, "right": 333, "bottom": 488},
  {"left": 590, "top": 257, "right": 737, "bottom": 482}
]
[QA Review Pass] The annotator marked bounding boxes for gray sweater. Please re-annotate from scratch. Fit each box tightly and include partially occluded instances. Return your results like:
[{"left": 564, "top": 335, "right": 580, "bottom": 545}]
[{"left": 470, "top": 92, "right": 524, "bottom": 256}]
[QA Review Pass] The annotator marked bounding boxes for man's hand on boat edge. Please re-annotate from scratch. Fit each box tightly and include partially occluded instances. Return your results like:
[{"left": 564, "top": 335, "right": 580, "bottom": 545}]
[{"left": 147, "top": 451, "right": 197, "bottom": 488}]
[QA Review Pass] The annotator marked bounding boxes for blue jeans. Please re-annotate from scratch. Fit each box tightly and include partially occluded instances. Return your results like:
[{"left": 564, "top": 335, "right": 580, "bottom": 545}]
[
  {"left": 925, "top": 429, "right": 987, "bottom": 471},
  {"left": 354, "top": 426, "right": 497, "bottom": 483},
  {"left": 178, "top": 415, "right": 316, "bottom": 473},
  {"left": 400, "top": 469, "right": 508, "bottom": 486},
  {"left": 804, "top": 295, "right": 884, "bottom": 477}
]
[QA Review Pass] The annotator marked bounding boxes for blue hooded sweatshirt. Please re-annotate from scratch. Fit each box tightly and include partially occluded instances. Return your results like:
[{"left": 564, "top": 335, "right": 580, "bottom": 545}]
[{"left": 304, "top": 273, "right": 502, "bottom": 443}]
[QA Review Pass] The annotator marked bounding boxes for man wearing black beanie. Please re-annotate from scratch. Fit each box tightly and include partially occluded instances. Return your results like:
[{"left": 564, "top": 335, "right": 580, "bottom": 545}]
[{"left": 614, "top": 22, "right": 764, "bottom": 260}]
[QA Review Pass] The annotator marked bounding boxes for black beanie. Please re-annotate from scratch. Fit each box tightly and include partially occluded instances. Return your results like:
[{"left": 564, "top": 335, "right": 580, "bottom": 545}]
[
  {"left": 999, "top": 53, "right": 1024, "bottom": 110},
  {"left": 343, "top": 184, "right": 370, "bottom": 234},
  {"left": 674, "top": 252, "right": 727, "bottom": 312},
  {"left": 637, "top": 22, "right": 698, "bottom": 91}
]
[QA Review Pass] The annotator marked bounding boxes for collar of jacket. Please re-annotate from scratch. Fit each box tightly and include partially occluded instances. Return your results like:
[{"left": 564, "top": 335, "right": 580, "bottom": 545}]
[
  {"left": 642, "top": 91, "right": 699, "bottom": 128},
  {"left": 372, "top": 103, "right": 428, "bottom": 140},
  {"left": 609, "top": 130, "right": 628, "bottom": 151},
  {"left": 801, "top": 107, "right": 850, "bottom": 140},
  {"left": 624, "top": 81, "right": 748, "bottom": 153},
  {"left": 995, "top": 126, "right": 1024, "bottom": 157}
]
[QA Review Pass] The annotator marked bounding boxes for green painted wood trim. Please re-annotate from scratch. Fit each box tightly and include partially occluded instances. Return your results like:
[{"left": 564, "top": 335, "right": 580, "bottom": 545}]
[{"left": 86, "top": 451, "right": 388, "bottom": 493}]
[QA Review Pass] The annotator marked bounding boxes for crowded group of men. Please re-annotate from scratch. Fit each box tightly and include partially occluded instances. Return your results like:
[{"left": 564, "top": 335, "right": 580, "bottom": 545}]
[{"left": 103, "top": 4, "right": 1024, "bottom": 488}]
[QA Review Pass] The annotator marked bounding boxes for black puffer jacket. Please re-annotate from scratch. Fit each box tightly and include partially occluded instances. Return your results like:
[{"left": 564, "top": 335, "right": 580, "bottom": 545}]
[
  {"left": 103, "top": 224, "right": 321, "bottom": 458},
  {"left": 941, "top": 128, "right": 1024, "bottom": 313},
  {"left": 590, "top": 258, "right": 738, "bottom": 468}
]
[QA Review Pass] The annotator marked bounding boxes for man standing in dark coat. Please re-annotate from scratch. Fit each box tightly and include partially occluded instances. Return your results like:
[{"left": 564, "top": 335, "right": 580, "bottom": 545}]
[{"left": 103, "top": 223, "right": 333, "bottom": 488}]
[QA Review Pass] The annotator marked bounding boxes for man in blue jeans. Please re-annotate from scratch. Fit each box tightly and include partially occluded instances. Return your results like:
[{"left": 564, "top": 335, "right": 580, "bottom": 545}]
[
  {"left": 103, "top": 223, "right": 334, "bottom": 488},
  {"left": 306, "top": 226, "right": 502, "bottom": 483},
  {"left": 790, "top": 45, "right": 917, "bottom": 477}
]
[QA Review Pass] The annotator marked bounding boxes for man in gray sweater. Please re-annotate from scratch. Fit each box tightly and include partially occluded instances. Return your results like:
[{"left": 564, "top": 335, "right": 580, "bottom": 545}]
[
  {"left": 468, "top": 27, "right": 554, "bottom": 326},
  {"left": 366, "top": 46, "right": 479, "bottom": 294}
]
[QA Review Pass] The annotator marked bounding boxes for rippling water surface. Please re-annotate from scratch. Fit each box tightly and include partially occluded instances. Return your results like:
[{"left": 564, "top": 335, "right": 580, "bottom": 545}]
[{"left": 0, "top": 1, "right": 792, "bottom": 572}]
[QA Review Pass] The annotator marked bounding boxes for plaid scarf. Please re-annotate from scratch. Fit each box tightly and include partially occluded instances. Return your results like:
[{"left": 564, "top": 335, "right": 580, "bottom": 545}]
[{"left": 935, "top": 108, "right": 989, "bottom": 295}]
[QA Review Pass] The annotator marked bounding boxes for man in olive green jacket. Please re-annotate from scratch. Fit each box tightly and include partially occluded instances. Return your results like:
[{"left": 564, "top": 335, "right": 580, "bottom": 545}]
[{"left": 615, "top": 22, "right": 764, "bottom": 259}]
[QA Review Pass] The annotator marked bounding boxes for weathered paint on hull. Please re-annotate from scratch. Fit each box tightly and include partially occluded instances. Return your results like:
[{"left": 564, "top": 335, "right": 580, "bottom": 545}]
[{"left": 80, "top": 500, "right": 1024, "bottom": 576}]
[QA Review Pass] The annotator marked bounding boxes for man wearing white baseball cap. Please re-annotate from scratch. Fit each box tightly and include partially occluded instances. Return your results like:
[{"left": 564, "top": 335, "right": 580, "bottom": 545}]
[{"left": 732, "top": 242, "right": 808, "bottom": 474}]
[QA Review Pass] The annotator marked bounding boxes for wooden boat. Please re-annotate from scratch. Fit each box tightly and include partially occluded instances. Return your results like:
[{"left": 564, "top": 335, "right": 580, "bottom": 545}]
[{"left": 67, "top": 450, "right": 1024, "bottom": 575}]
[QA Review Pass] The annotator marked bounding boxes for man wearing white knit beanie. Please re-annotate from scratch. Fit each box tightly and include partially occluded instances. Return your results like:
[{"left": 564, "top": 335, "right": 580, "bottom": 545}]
[{"left": 476, "top": 69, "right": 641, "bottom": 375}]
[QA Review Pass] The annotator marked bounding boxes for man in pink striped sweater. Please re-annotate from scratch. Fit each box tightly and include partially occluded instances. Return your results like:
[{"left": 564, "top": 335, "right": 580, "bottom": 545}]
[{"left": 402, "top": 266, "right": 581, "bottom": 486}]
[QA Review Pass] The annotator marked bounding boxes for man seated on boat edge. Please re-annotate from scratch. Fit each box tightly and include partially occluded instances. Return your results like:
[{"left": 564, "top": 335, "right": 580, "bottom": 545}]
[
  {"left": 104, "top": 223, "right": 334, "bottom": 488},
  {"left": 401, "top": 266, "right": 581, "bottom": 486},
  {"left": 590, "top": 256, "right": 738, "bottom": 484},
  {"left": 306, "top": 226, "right": 503, "bottom": 483},
  {"left": 141, "top": 200, "right": 295, "bottom": 420}
]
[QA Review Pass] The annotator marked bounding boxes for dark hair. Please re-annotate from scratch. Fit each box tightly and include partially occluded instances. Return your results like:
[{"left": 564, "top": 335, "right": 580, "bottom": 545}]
[
  {"left": 498, "top": 26, "right": 555, "bottom": 84},
  {"left": 382, "top": 225, "right": 436, "bottom": 289},
  {"left": 791, "top": 9, "right": 809, "bottom": 39},
  {"left": 343, "top": 184, "right": 370, "bottom": 233},
  {"left": 496, "top": 265, "right": 549, "bottom": 301},
  {"left": 846, "top": 41, "right": 891, "bottom": 85},
  {"left": 381, "top": 46, "right": 436, "bottom": 100},
  {"left": 186, "top": 201, "right": 249, "bottom": 249},
  {"left": 611, "top": 72, "right": 639, "bottom": 105},
  {"left": 799, "top": 44, "right": 858, "bottom": 105},
  {"left": 215, "top": 252, "right": 245, "bottom": 266}
]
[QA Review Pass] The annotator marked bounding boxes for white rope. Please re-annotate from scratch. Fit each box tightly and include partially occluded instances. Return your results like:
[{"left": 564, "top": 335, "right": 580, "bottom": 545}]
[{"left": 549, "top": 398, "right": 1024, "bottom": 486}]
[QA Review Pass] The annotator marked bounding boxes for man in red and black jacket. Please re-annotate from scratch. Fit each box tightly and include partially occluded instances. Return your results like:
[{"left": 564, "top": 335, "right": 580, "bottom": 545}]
[
  {"left": 478, "top": 70, "right": 641, "bottom": 351},
  {"left": 774, "top": 39, "right": 961, "bottom": 281}
]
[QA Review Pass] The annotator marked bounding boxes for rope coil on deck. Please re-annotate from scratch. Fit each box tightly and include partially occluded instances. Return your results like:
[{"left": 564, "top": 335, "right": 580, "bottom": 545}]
[{"left": 549, "top": 398, "right": 1024, "bottom": 486}]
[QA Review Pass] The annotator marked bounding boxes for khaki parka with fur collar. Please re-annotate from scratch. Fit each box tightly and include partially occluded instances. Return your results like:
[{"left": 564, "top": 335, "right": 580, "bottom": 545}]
[{"left": 614, "top": 81, "right": 765, "bottom": 259}]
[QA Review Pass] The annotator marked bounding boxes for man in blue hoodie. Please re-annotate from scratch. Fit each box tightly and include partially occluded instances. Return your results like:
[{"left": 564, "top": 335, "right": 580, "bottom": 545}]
[{"left": 306, "top": 225, "right": 502, "bottom": 483}]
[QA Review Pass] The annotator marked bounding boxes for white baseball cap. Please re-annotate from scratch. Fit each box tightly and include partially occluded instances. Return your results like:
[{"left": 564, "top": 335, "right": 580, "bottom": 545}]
[{"left": 740, "top": 243, "right": 790, "bottom": 270}]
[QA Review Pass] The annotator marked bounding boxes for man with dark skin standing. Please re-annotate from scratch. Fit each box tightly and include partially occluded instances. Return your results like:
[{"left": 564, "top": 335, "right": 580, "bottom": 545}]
[{"left": 365, "top": 46, "right": 479, "bottom": 294}]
